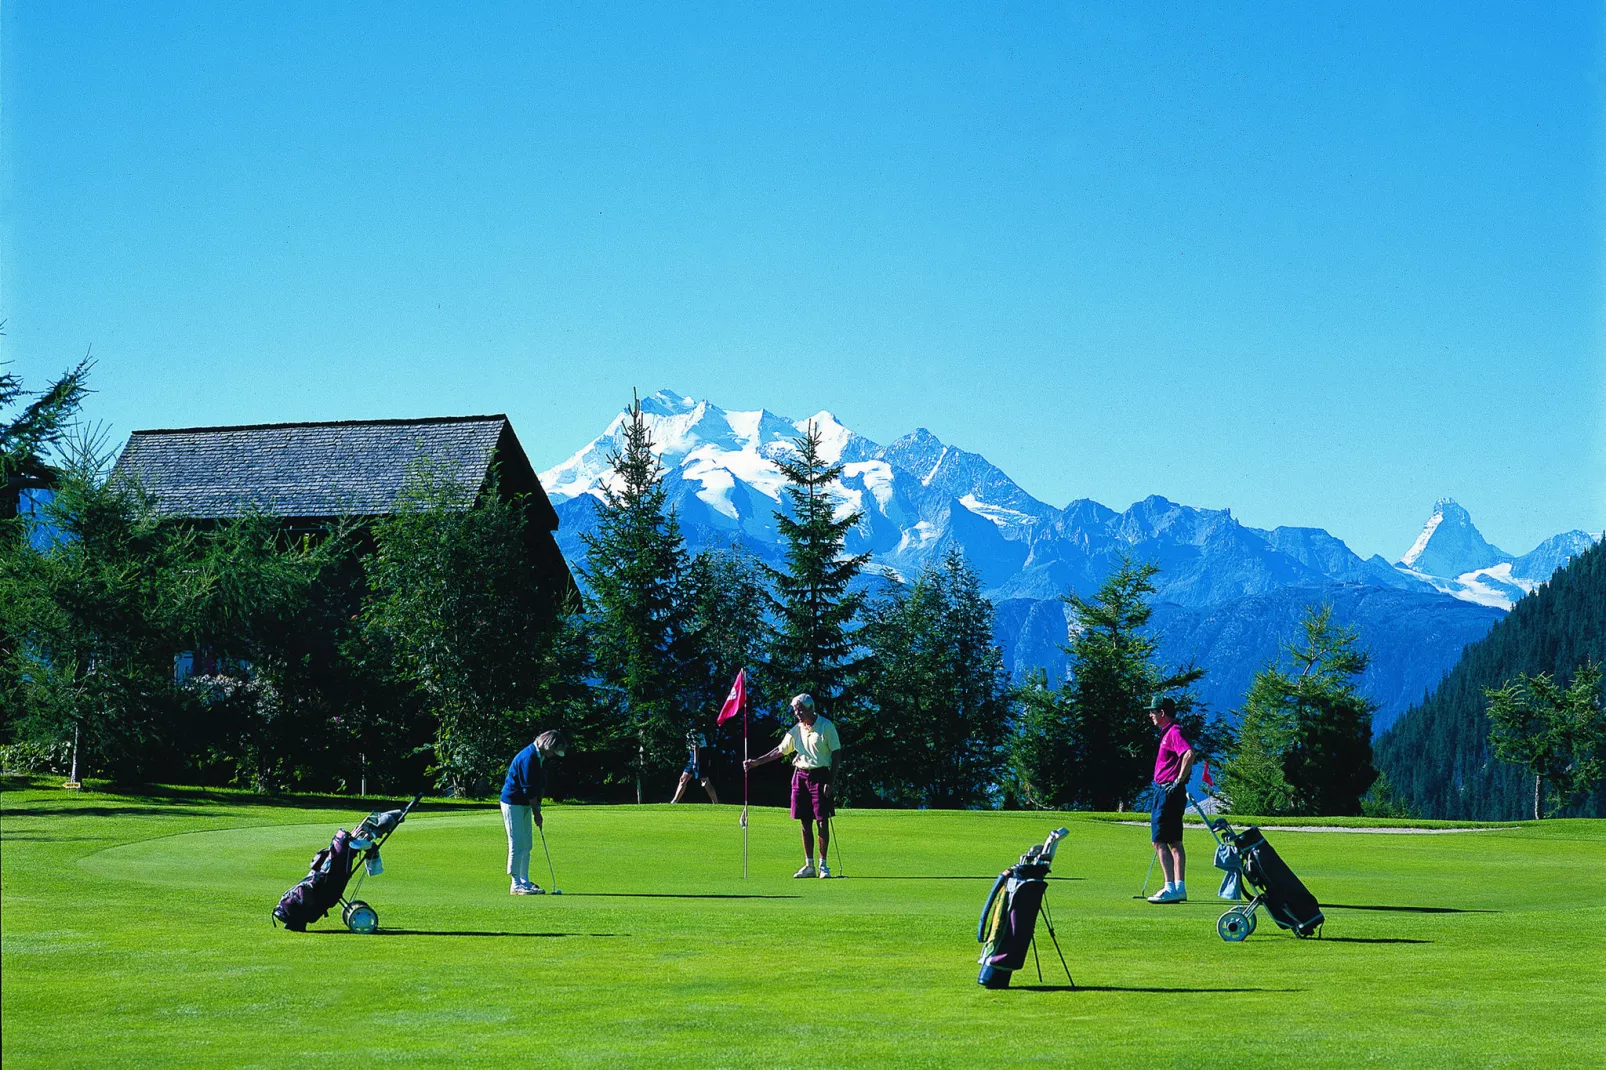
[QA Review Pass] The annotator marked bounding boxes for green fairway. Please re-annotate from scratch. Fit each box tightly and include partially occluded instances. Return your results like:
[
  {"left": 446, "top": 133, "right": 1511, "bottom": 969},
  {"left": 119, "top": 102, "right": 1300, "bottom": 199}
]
[{"left": 3, "top": 784, "right": 1604, "bottom": 1069}]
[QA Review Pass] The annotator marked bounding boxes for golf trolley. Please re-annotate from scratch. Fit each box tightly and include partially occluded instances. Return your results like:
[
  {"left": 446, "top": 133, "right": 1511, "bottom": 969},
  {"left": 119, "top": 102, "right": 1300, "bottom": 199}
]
[
  {"left": 976, "top": 827, "right": 1073, "bottom": 989},
  {"left": 1190, "top": 795, "right": 1324, "bottom": 942},
  {"left": 272, "top": 793, "right": 423, "bottom": 934}
]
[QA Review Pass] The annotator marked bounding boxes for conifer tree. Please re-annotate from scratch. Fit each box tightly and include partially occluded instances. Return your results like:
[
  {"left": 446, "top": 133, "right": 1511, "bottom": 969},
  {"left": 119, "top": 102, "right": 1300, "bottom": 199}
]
[
  {"left": 1061, "top": 558, "right": 1205, "bottom": 811},
  {"left": 765, "top": 422, "right": 869, "bottom": 716},
  {"left": 581, "top": 393, "right": 691, "bottom": 798},
  {"left": 857, "top": 548, "right": 1011, "bottom": 807},
  {"left": 1220, "top": 604, "right": 1378, "bottom": 816}
]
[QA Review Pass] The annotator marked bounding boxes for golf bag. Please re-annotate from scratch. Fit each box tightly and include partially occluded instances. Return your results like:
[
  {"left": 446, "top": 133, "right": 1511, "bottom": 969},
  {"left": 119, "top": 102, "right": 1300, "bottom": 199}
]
[
  {"left": 1194, "top": 795, "right": 1324, "bottom": 941},
  {"left": 976, "top": 828, "right": 1072, "bottom": 989},
  {"left": 1237, "top": 826, "right": 1324, "bottom": 937},
  {"left": 272, "top": 829, "right": 355, "bottom": 932},
  {"left": 272, "top": 794, "right": 422, "bottom": 933}
]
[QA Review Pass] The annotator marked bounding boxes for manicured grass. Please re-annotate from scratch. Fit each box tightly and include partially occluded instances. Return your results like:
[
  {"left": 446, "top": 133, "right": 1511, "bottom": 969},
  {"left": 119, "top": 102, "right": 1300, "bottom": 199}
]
[{"left": 3, "top": 782, "right": 1604, "bottom": 1069}]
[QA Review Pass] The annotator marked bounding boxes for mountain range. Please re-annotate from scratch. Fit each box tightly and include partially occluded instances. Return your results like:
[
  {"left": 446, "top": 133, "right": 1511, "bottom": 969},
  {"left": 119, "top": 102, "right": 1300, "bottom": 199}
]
[{"left": 540, "top": 391, "right": 1599, "bottom": 735}]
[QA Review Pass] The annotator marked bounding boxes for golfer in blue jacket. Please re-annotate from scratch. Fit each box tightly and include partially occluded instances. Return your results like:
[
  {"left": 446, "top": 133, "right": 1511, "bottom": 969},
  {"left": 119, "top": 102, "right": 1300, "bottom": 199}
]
[{"left": 502, "top": 730, "right": 567, "bottom": 895}]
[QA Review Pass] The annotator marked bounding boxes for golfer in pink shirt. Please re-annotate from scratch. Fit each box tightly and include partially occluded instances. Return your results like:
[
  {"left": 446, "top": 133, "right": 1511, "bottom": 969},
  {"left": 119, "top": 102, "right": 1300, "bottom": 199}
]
[{"left": 1145, "top": 696, "right": 1195, "bottom": 903}]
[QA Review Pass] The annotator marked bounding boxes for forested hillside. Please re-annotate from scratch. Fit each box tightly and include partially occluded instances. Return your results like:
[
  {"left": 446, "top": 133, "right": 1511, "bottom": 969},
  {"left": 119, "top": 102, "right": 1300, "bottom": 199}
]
[{"left": 1375, "top": 539, "right": 1606, "bottom": 819}]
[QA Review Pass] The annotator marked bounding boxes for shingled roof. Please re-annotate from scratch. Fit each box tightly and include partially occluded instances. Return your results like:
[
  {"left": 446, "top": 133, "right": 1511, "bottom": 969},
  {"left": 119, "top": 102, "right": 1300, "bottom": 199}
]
[{"left": 112, "top": 414, "right": 558, "bottom": 528}]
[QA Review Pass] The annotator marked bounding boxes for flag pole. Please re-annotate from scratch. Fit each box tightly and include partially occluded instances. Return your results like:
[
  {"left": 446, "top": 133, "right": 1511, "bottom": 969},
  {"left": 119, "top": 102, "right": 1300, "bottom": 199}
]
[{"left": 742, "top": 698, "right": 750, "bottom": 880}]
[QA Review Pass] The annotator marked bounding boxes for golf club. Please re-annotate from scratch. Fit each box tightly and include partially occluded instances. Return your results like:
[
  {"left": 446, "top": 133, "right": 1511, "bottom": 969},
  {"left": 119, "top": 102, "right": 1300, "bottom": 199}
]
[
  {"left": 538, "top": 824, "right": 562, "bottom": 894},
  {"left": 828, "top": 814, "right": 845, "bottom": 877},
  {"left": 1133, "top": 849, "right": 1157, "bottom": 899}
]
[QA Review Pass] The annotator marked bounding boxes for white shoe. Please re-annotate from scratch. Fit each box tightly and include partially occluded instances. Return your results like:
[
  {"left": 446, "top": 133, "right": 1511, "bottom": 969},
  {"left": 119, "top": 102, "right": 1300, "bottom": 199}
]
[
  {"left": 1148, "top": 887, "right": 1186, "bottom": 903},
  {"left": 818, "top": 862, "right": 832, "bottom": 879},
  {"left": 793, "top": 862, "right": 816, "bottom": 878},
  {"left": 511, "top": 879, "right": 545, "bottom": 896}
]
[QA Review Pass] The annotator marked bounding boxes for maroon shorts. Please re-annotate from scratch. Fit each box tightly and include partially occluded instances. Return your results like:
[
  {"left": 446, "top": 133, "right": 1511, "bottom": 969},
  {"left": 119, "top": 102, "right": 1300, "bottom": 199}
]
[{"left": 790, "top": 767, "right": 834, "bottom": 821}]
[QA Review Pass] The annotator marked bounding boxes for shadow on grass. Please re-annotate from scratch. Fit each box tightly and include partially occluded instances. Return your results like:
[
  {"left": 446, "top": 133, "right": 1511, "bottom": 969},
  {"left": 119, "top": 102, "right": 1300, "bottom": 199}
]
[
  {"left": 0, "top": 806, "right": 218, "bottom": 819},
  {"left": 311, "top": 929, "right": 623, "bottom": 938},
  {"left": 845, "top": 876, "right": 1084, "bottom": 882},
  {"left": 1011, "top": 985, "right": 1300, "bottom": 994},
  {"left": 565, "top": 886, "right": 803, "bottom": 893},
  {"left": 1318, "top": 937, "right": 1431, "bottom": 944},
  {"left": 1324, "top": 903, "right": 1497, "bottom": 914}
]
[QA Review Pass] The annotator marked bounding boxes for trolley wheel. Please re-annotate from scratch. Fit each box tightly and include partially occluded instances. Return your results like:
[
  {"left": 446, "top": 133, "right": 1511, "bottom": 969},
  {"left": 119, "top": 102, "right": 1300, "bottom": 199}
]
[
  {"left": 1218, "top": 908, "right": 1253, "bottom": 942},
  {"left": 343, "top": 900, "right": 379, "bottom": 934}
]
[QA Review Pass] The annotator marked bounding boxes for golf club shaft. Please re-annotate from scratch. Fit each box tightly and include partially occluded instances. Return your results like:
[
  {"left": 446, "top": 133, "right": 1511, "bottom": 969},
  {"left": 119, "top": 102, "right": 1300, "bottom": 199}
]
[
  {"left": 538, "top": 824, "right": 557, "bottom": 890},
  {"left": 1136, "top": 849, "right": 1157, "bottom": 898}
]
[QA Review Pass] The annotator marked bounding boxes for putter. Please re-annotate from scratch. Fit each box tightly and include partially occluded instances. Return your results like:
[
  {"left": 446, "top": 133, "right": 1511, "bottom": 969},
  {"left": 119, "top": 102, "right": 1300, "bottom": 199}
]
[
  {"left": 828, "top": 814, "right": 845, "bottom": 877},
  {"left": 538, "top": 824, "right": 562, "bottom": 895}
]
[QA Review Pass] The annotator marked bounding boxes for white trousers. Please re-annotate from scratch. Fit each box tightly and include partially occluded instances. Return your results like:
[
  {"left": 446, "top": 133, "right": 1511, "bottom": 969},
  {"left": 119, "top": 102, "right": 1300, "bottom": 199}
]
[{"left": 501, "top": 802, "right": 533, "bottom": 882}]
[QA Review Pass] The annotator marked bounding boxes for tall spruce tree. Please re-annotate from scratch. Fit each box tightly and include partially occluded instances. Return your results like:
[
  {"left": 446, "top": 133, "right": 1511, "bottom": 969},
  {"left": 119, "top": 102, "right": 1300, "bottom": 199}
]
[
  {"left": 1220, "top": 605, "right": 1378, "bottom": 816},
  {"left": 856, "top": 548, "right": 1011, "bottom": 807},
  {"left": 765, "top": 422, "right": 869, "bottom": 716},
  {"left": 1061, "top": 558, "right": 1205, "bottom": 811},
  {"left": 581, "top": 394, "right": 692, "bottom": 799}
]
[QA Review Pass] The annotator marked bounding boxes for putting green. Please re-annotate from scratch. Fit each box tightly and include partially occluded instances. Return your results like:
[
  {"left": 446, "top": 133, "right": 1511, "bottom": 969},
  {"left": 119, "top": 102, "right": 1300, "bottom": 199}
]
[{"left": 3, "top": 786, "right": 1603, "bottom": 1068}]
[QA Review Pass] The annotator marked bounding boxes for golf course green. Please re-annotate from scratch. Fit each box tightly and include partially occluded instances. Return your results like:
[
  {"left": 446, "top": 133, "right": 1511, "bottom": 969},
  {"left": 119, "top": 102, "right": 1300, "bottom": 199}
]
[{"left": 3, "top": 782, "right": 1603, "bottom": 1068}]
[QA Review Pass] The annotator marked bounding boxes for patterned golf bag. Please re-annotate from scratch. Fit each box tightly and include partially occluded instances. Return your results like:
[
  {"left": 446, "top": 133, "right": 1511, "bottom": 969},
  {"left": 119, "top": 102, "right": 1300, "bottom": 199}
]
[
  {"left": 272, "top": 829, "right": 355, "bottom": 932},
  {"left": 976, "top": 828, "right": 1070, "bottom": 989}
]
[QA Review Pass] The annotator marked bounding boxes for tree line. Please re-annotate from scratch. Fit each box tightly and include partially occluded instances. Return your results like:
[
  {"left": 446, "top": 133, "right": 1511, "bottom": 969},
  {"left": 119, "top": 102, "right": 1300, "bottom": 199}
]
[{"left": 3, "top": 371, "right": 1463, "bottom": 816}]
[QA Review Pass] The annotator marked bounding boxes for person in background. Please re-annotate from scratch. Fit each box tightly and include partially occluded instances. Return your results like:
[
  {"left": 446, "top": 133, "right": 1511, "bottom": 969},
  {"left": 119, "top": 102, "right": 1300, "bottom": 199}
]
[
  {"left": 671, "top": 729, "right": 720, "bottom": 804},
  {"left": 501, "top": 729, "right": 567, "bottom": 895}
]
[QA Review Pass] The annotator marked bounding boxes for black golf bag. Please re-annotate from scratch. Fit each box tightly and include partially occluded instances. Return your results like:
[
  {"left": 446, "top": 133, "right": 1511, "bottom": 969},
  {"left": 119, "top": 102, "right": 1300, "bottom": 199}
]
[
  {"left": 1237, "top": 826, "right": 1324, "bottom": 937},
  {"left": 976, "top": 828, "right": 1072, "bottom": 989},
  {"left": 1196, "top": 795, "right": 1324, "bottom": 941},
  {"left": 272, "top": 794, "right": 422, "bottom": 933},
  {"left": 272, "top": 829, "right": 355, "bottom": 932}
]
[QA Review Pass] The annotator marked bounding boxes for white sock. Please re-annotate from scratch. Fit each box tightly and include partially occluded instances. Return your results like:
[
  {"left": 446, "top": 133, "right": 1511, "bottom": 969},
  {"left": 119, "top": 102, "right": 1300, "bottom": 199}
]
[{"left": 1162, "top": 881, "right": 1175, "bottom": 892}]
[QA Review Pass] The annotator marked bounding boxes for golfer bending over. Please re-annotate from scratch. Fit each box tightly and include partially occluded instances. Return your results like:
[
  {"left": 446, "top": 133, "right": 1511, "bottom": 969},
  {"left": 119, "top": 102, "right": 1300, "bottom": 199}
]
[
  {"left": 1145, "top": 696, "right": 1195, "bottom": 903},
  {"left": 671, "top": 730, "right": 720, "bottom": 804},
  {"left": 744, "top": 694, "right": 841, "bottom": 878},
  {"left": 501, "top": 729, "right": 567, "bottom": 896}
]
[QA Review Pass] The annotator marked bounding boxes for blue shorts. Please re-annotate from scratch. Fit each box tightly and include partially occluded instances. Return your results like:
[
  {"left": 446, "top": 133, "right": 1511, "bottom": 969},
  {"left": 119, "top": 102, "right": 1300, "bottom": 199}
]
[
  {"left": 683, "top": 760, "right": 702, "bottom": 780},
  {"left": 1150, "top": 781, "right": 1185, "bottom": 844}
]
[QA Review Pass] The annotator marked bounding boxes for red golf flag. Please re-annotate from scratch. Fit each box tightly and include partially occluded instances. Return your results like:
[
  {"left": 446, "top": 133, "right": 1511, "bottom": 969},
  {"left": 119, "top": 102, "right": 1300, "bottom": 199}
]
[
  {"left": 1201, "top": 760, "right": 1215, "bottom": 788},
  {"left": 717, "top": 668, "right": 748, "bottom": 725}
]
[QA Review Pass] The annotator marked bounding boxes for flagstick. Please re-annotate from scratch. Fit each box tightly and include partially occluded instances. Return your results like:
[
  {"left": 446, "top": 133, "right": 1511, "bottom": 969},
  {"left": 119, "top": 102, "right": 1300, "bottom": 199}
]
[{"left": 742, "top": 704, "right": 750, "bottom": 880}]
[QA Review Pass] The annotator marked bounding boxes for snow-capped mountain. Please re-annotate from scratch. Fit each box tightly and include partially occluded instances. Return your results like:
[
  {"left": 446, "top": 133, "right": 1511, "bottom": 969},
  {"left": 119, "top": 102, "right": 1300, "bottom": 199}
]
[
  {"left": 1393, "top": 498, "right": 1601, "bottom": 610},
  {"left": 540, "top": 391, "right": 1594, "bottom": 731}
]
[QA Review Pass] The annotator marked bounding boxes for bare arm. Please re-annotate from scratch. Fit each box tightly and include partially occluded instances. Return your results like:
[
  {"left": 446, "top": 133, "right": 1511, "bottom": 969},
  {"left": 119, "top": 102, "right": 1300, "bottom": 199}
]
[
  {"left": 1173, "top": 749, "right": 1195, "bottom": 790},
  {"left": 744, "top": 747, "right": 783, "bottom": 771}
]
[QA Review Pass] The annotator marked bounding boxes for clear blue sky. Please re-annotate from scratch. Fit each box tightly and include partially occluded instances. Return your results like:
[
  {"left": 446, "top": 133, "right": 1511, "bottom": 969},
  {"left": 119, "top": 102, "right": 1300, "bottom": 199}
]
[{"left": 4, "top": 2, "right": 1601, "bottom": 559}]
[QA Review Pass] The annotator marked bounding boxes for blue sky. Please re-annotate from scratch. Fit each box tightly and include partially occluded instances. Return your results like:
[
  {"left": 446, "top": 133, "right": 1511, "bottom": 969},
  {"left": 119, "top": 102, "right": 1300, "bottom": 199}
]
[{"left": 3, "top": 2, "right": 1601, "bottom": 559}]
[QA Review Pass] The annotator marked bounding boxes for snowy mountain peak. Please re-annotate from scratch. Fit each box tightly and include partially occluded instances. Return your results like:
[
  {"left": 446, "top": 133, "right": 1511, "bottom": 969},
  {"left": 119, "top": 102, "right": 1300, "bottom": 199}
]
[{"left": 1398, "top": 498, "right": 1511, "bottom": 579}]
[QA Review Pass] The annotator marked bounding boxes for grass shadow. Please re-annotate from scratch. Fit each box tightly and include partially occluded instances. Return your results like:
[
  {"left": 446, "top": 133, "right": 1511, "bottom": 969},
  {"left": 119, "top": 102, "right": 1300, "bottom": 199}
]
[
  {"left": 1318, "top": 937, "right": 1431, "bottom": 944},
  {"left": 1012, "top": 985, "right": 1300, "bottom": 993},
  {"left": 0, "top": 806, "right": 218, "bottom": 819},
  {"left": 846, "top": 875, "right": 1084, "bottom": 882},
  {"left": 568, "top": 886, "right": 799, "bottom": 893},
  {"left": 1324, "top": 903, "right": 1497, "bottom": 914},
  {"left": 311, "top": 929, "right": 622, "bottom": 938}
]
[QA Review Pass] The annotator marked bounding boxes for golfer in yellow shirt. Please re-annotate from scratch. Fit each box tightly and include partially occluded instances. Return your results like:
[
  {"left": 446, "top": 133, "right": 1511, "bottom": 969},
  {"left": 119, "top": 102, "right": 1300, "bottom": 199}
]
[{"left": 745, "top": 693, "right": 842, "bottom": 877}]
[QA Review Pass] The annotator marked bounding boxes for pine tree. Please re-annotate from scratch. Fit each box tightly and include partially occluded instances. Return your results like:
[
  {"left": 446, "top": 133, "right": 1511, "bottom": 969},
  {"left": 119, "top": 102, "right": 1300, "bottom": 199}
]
[
  {"left": 1221, "top": 605, "right": 1378, "bottom": 816},
  {"left": 765, "top": 422, "right": 869, "bottom": 716},
  {"left": 1062, "top": 558, "right": 1205, "bottom": 810},
  {"left": 581, "top": 393, "right": 692, "bottom": 799},
  {"left": 857, "top": 548, "right": 1011, "bottom": 807}
]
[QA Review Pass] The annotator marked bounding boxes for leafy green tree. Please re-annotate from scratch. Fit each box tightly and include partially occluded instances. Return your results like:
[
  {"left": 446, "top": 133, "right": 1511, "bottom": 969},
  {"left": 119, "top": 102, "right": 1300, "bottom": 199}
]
[
  {"left": 1061, "top": 558, "right": 1205, "bottom": 811},
  {"left": 177, "top": 512, "right": 355, "bottom": 792},
  {"left": 1220, "top": 604, "right": 1378, "bottom": 816},
  {"left": 855, "top": 548, "right": 1011, "bottom": 807},
  {"left": 581, "top": 394, "right": 693, "bottom": 798},
  {"left": 765, "top": 422, "right": 869, "bottom": 717},
  {"left": 364, "top": 464, "right": 564, "bottom": 794},
  {"left": 0, "top": 457, "right": 195, "bottom": 784},
  {"left": 1004, "top": 669, "right": 1082, "bottom": 809},
  {"left": 1485, "top": 662, "right": 1605, "bottom": 820}
]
